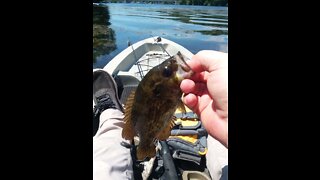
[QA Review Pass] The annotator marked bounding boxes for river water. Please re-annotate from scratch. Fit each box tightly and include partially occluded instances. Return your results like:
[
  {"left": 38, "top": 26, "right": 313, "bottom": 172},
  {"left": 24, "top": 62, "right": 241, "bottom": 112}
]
[{"left": 93, "top": 3, "right": 228, "bottom": 68}]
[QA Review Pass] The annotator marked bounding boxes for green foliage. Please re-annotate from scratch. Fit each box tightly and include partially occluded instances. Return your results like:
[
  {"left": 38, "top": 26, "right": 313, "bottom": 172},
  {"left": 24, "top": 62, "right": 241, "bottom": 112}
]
[
  {"left": 179, "top": 0, "right": 227, "bottom": 6},
  {"left": 93, "top": 4, "right": 117, "bottom": 63},
  {"left": 93, "top": 0, "right": 227, "bottom": 6},
  {"left": 93, "top": 0, "right": 111, "bottom": 3}
]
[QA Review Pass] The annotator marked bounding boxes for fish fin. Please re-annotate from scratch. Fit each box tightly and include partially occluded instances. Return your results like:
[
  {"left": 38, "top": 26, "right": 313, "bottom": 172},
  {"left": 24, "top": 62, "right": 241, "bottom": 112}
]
[
  {"left": 136, "top": 145, "right": 156, "bottom": 161},
  {"left": 121, "top": 90, "right": 136, "bottom": 140},
  {"left": 177, "top": 99, "right": 187, "bottom": 114},
  {"left": 156, "top": 117, "right": 176, "bottom": 140},
  {"left": 171, "top": 117, "right": 176, "bottom": 128}
]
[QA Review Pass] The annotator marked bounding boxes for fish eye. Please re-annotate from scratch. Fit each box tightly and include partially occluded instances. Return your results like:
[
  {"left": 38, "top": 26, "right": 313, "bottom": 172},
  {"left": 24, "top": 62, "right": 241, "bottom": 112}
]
[{"left": 162, "top": 66, "right": 173, "bottom": 77}]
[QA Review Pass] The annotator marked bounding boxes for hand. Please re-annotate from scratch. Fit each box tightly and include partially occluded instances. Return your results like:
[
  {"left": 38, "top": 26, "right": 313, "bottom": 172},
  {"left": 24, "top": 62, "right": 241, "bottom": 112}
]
[{"left": 180, "top": 50, "right": 228, "bottom": 148}]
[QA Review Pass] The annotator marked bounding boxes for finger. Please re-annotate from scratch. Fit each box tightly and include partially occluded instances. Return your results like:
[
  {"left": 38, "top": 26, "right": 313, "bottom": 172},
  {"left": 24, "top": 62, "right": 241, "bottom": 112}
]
[
  {"left": 182, "top": 93, "right": 198, "bottom": 113},
  {"left": 180, "top": 79, "right": 195, "bottom": 94},
  {"left": 192, "top": 83, "right": 208, "bottom": 96},
  {"left": 188, "top": 50, "right": 228, "bottom": 73},
  {"left": 180, "top": 80, "right": 207, "bottom": 96},
  {"left": 189, "top": 71, "right": 209, "bottom": 83}
]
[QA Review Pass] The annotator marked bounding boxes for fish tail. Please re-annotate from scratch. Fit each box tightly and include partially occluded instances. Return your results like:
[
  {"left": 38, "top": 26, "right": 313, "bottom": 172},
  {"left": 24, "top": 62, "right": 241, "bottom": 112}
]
[{"left": 136, "top": 145, "right": 156, "bottom": 161}]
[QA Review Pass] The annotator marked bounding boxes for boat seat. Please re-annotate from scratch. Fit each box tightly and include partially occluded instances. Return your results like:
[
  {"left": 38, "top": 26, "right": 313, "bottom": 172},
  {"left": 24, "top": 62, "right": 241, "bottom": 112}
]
[{"left": 114, "top": 74, "right": 140, "bottom": 104}]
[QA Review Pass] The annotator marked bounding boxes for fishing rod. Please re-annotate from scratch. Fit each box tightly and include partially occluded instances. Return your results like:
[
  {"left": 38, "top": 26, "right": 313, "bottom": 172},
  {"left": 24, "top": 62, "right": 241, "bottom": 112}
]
[{"left": 127, "top": 38, "right": 144, "bottom": 79}]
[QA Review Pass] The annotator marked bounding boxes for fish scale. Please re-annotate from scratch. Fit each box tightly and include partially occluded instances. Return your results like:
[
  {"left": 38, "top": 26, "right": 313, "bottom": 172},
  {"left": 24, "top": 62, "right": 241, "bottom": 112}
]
[{"left": 122, "top": 51, "right": 193, "bottom": 160}]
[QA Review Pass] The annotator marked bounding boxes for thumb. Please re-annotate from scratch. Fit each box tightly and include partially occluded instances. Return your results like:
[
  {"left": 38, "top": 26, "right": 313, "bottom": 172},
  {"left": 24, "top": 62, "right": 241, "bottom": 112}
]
[{"left": 188, "top": 50, "right": 228, "bottom": 73}]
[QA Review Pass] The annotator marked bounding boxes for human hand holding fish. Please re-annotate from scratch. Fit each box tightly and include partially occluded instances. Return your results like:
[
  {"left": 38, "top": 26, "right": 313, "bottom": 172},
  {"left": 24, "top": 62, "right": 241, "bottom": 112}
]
[{"left": 180, "top": 50, "right": 228, "bottom": 148}]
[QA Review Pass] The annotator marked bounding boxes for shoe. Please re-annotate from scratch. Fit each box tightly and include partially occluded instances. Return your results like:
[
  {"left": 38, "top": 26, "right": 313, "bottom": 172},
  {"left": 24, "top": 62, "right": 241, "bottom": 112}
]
[{"left": 93, "top": 69, "right": 124, "bottom": 114}]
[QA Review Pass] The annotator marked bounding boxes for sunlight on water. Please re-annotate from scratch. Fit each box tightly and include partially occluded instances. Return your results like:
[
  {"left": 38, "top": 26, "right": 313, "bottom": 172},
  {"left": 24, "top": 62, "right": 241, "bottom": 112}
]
[{"left": 93, "top": 3, "right": 228, "bottom": 68}]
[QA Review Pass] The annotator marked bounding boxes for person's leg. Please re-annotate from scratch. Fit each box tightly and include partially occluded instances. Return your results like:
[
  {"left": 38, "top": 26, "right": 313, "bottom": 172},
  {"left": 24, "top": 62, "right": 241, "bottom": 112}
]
[
  {"left": 206, "top": 136, "right": 228, "bottom": 180},
  {"left": 93, "top": 69, "right": 133, "bottom": 180},
  {"left": 93, "top": 109, "right": 133, "bottom": 180}
]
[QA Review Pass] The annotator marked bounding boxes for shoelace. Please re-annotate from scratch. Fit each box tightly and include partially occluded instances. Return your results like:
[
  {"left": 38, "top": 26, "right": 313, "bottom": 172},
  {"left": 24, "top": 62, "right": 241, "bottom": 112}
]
[{"left": 93, "top": 94, "right": 116, "bottom": 117}]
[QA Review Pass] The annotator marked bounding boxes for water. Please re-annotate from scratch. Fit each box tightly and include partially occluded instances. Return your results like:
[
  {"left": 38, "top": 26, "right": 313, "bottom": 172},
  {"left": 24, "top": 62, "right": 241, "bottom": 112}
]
[{"left": 93, "top": 3, "right": 228, "bottom": 68}]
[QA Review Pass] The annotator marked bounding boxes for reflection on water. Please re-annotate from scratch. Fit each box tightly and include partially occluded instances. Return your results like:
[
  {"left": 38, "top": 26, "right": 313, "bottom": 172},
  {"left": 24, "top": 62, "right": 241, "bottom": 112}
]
[
  {"left": 195, "top": 29, "right": 228, "bottom": 36},
  {"left": 93, "top": 4, "right": 116, "bottom": 63},
  {"left": 155, "top": 8, "right": 228, "bottom": 34},
  {"left": 93, "top": 3, "right": 228, "bottom": 68}
]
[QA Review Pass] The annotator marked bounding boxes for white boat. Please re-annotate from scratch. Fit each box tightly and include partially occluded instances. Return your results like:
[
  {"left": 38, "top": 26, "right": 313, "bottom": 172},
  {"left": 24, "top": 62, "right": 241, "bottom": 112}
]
[
  {"left": 104, "top": 36, "right": 193, "bottom": 79},
  {"left": 100, "top": 36, "right": 194, "bottom": 104},
  {"left": 93, "top": 36, "right": 211, "bottom": 180}
]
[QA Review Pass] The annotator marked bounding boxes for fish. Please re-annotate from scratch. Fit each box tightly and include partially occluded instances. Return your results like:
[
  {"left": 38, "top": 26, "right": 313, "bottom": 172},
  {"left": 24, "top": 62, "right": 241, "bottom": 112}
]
[{"left": 122, "top": 51, "right": 193, "bottom": 161}]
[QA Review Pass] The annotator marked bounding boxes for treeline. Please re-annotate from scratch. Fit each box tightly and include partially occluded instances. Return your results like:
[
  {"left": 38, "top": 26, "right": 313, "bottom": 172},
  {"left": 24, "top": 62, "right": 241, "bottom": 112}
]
[
  {"left": 180, "top": 0, "right": 227, "bottom": 6},
  {"left": 93, "top": 0, "right": 228, "bottom": 6}
]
